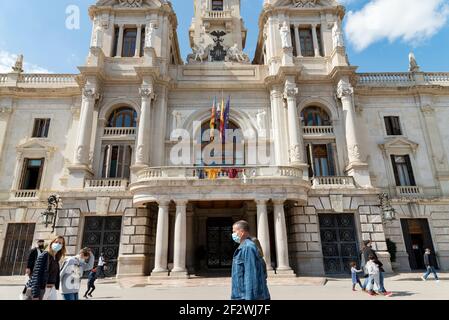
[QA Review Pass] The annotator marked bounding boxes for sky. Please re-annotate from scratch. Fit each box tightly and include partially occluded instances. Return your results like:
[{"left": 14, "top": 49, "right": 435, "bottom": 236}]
[{"left": 0, "top": 0, "right": 448, "bottom": 74}]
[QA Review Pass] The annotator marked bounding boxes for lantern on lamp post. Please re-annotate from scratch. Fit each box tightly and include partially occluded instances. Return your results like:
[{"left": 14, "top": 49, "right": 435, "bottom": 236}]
[{"left": 41, "top": 195, "right": 61, "bottom": 233}]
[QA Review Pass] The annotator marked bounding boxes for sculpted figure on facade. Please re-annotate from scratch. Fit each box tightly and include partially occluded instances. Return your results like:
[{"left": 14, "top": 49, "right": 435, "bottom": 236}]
[
  {"left": 226, "top": 43, "right": 250, "bottom": 63},
  {"left": 145, "top": 23, "right": 156, "bottom": 48},
  {"left": 280, "top": 21, "right": 292, "bottom": 49},
  {"left": 187, "top": 43, "right": 210, "bottom": 63},
  {"left": 12, "top": 54, "right": 24, "bottom": 73},
  {"left": 332, "top": 20, "right": 344, "bottom": 49},
  {"left": 409, "top": 52, "right": 420, "bottom": 72}
]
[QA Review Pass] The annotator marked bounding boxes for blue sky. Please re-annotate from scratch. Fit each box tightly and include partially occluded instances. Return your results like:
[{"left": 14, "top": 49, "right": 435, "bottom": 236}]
[{"left": 0, "top": 0, "right": 448, "bottom": 73}]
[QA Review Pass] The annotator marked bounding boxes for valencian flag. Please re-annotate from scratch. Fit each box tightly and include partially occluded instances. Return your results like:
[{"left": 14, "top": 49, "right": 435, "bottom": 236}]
[
  {"left": 209, "top": 97, "right": 217, "bottom": 141},
  {"left": 219, "top": 96, "right": 225, "bottom": 141}
]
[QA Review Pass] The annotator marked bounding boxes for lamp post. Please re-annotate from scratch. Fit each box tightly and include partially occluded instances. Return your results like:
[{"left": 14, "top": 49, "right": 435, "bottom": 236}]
[
  {"left": 42, "top": 195, "right": 61, "bottom": 233},
  {"left": 379, "top": 193, "right": 396, "bottom": 222}
]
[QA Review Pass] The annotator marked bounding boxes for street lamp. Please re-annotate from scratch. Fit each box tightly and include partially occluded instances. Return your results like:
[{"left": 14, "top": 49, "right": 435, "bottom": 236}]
[
  {"left": 41, "top": 194, "right": 61, "bottom": 233},
  {"left": 379, "top": 193, "right": 396, "bottom": 222}
]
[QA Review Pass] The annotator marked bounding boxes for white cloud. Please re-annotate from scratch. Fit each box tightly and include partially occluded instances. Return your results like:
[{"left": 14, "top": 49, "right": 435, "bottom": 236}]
[
  {"left": 0, "top": 50, "right": 51, "bottom": 73},
  {"left": 345, "top": 0, "right": 449, "bottom": 51}
]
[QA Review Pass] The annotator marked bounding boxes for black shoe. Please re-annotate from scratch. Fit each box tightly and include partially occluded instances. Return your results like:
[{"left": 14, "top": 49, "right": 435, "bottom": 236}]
[
  {"left": 88, "top": 294, "right": 93, "bottom": 298},
  {"left": 83, "top": 295, "right": 88, "bottom": 299}
]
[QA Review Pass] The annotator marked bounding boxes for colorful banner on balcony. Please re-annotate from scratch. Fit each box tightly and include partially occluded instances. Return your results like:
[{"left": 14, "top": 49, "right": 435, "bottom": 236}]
[
  {"left": 209, "top": 97, "right": 217, "bottom": 141},
  {"left": 219, "top": 96, "right": 231, "bottom": 143}
]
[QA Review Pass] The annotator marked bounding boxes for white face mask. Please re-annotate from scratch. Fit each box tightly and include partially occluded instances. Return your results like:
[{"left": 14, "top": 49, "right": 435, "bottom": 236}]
[{"left": 51, "top": 243, "right": 63, "bottom": 252}]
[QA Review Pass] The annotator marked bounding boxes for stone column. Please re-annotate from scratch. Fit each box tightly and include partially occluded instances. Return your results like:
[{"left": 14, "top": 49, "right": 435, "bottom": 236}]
[
  {"left": 172, "top": 200, "right": 188, "bottom": 277},
  {"left": 270, "top": 87, "right": 289, "bottom": 165},
  {"left": 337, "top": 79, "right": 371, "bottom": 187},
  {"left": 337, "top": 79, "right": 363, "bottom": 165},
  {"left": 256, "top": 200, "right": 273, "bottom": 271},
  {"left": 311, "top": 24, "right": 320, "bottom": 57},
  {"left": 186, "top": 208, "right": 194, "bottom": 273},
  {"left": 74, "top": 88, "right": 97, "bottom": 166},
  {"left": 273, "top": 199, "right": 293, "bottom": 273},
  {"left": 136, "top": 86, "right": 154, "bottom": 166},
  {"left": 293, "top": 25, "right": 302, "bottom": 57},
  {"left": 152, "top": 200, "right": 170, "bottom": 276},
  {"left": 246, "top": 211, "right": 257, "bottom": 238},
  {"left": 0, "top": 105, "right": 12, "bottom": 165},
  {"left": 116, "top": 24, "right": 124, "bottom": 57},
  {"left": 135, "top": 25, "right": 143, "bottom": 57},
  {"left": 284, "top": 79, "right": 304, "bottom": 165}
]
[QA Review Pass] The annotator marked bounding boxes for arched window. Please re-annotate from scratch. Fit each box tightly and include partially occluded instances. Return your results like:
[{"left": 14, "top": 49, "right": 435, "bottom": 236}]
[
  {"left": 212, "top": 0, "right": 224, "bottom": 11},
  {"left": 108, "top": 107, "right": 137, "bottom": 128},
  {"left": 301, "top": 106, "right": 331, "bottom": 126},
  {"left": 196, "top": 120, "right": 245, "bottom": 166}
]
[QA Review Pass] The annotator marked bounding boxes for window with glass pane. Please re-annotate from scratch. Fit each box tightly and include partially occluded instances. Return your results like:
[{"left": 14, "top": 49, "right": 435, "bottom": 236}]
[
  {"left": 306, "top": 144, "right": 335, "bottom": 177},
  {"left": 32, "top": 119, "right": 51, "bottom": 138},
  {"left": 108, "top": 107, "right": 137, "bottom": 127},
  {"left": 299, "top": 28, "right": 314, "bottom": 57},
  {"left": 384, "top": 116, "right": 402, "bottom": 135},
  {"left": 113, "top": 26, "right": 119, "bottom": 56},
  {"left": 140, "top": 27, "right": 146, "bottom": 57},
  {"left": 122, "top": 28, "right": 137, "bottom": 57},
  {"left": 212, "top": 0, "right": 224, "bottom": 11},
  {"left": 316, "top": 26, "right": 324, "bottom": 56},
  {"left": 301, "top": 107, "right": 331, "bottom": 126},
  {"left": 20, "top": 159, "right": 44, "bottom": 190},
  {"left": 391, "top": 155, "right": 416, "bottom": 186},
  {"left": 102, "top": 145, "right": 132, "bottom": 179}
]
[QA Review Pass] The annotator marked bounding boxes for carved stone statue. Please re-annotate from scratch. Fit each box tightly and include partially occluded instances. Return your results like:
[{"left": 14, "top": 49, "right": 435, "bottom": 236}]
[
  {"left": 280, "top": 21, "right": 292, "bottom": 49},
  {"left": 12, "top": 54, "right": 24, "bottom": 73},
  {"left": 409, "top": 52, "right": 420, "bottom": 72},
  {"left": 332, "top": 21, "right": 345, "bottom": 48},
  {"left": 92, "top": 23, "right": 103, "bottom": 48},
  {"left": 172, "top": 111, "right": 183, "bottom": 130},
  {"left": 187, "top": 44, "right": 210, "bottom": 63},
  {"left": 226, "top": 43, "right": 250, "bottom": 63},
  {"left": 145, "top": 23, "right": 156, "bottom": 48},
  {"left": 256, "top": 110, "right": 267, "bottom": 132}
]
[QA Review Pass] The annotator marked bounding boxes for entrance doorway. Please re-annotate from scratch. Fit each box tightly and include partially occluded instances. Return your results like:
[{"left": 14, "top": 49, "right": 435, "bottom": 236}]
[
  {"left": 319, "top": 214, "right": 359, "bottom": 274},
  {"left": 82, "top": 216, "right": 122, "bottom": 276},
  {"left": 206, "top": 217, "right": 236, "bottom": 269},
  {"left": 0, "top": 223, "right": 36, "bottom": 276},
  {"left": 401, "top": 219, "right": 437, "bottom": 270}
]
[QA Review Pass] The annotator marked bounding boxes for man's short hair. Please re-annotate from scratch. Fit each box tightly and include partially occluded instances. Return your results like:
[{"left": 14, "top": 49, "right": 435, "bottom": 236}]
[
  {"left": 233, "top": 220, "right": 250, "bottom": 232},
  {"left": 37, "top": 239, "right": 45, "bottom": 243}
]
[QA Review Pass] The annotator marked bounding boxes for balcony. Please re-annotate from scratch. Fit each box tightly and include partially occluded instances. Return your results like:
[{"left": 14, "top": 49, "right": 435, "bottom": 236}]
[
  {"left": 103, "top": 127, "right": 136, "bottom": 138},
  {"left": 303, "top": 126, "right": 334, "bottom": 138},
  {"left": 396, "top": 186, "right": 422, "bottom": 197},
  {"left": 205, "top": 10, "right": 232, "bottom": 20},
  {"left": 10, "top": 190, "right": 40, "bottom": 200},
  {"left": 357, "top": 72, "right": 449, "bottom": 87},
  {"left": 312, "top": 176, "right": 356, "bottom": 188},
  {"left": 85, "top": 179, "right": 129, "bottom": 191}
]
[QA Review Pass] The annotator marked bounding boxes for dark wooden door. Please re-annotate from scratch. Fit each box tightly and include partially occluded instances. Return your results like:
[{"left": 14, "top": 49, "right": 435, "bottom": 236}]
[
  {"left": 319, "top": 214, "right": 359, "bottom": 274},
  {"left": 401, "top": 219, "right": 437, "bottom": 270},
  {"left": 0, "top": 223, "right": 36, "bottom": 276},
  {"left": 207, "top": 218, "right": 236, "bottom": 269},
  {"left": 82, "top": 216, "right": 122, "bottom": 276}
]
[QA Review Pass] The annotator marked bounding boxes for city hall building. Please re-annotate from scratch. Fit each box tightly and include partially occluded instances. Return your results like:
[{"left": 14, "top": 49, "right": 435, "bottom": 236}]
[{"left": 1, "top": 0, "right": 449, "bottom": 278}]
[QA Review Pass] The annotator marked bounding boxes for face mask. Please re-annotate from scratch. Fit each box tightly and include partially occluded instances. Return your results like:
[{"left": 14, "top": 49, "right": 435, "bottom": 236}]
[
  {"left": 52, "top": 243, "right": 63, "bottom": 252},
  {"left": 232, "top": 233, "right": 241, "bottom": 244}
]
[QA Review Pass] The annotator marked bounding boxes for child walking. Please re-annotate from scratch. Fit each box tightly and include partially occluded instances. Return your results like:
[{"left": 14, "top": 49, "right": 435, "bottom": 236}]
[
  {"left": 350, "top": 262, "right": 363, "bottom": 291},
  {"left": 84, "top": 267, "right": 97, "bottom": 299}
]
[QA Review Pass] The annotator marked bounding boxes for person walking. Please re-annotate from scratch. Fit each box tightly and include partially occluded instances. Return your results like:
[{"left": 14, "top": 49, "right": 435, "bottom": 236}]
[
  {"left": 350, "top": 262, "right": 363, "bottom": 291},
  {"left": 21, "top": 239, "right": 45, "bottom": 296},
  {"left": 422, "top": 248, "right": 440, "bottom": 282},
  {"left": 230, "top": 220, "right": 270, "bottom": 301},
  {"left": 60, "top": 247, "right": 95, "bottom": 300},
  {"left": 365, "top": 255, "right": 381, "bottom": 296},
  {"left": 27, "top": 236, "right": 66, "bottom": 300},
  {"left": 360, "top": 240, "right": 392, "bottom": 296},
  {"left": 84, "top": 267, "right": 98, "bottom": 299},
  {"left": 97, "top": 252, "right": 106, "bottom": 279}
]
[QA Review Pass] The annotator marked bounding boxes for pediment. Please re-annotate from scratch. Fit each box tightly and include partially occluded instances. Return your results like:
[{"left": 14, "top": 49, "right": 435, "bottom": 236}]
[
  {"left": 95, "top": 0, "right": 166, "bottom": 8},
  {"left": 17, "top": 138, "right": 57, "bottom": 154},
  {"left": 379, "top": 137, "right": 419, "bottom": 153}
]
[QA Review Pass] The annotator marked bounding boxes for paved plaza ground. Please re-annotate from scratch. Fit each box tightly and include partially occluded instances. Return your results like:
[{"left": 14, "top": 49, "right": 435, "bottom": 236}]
[{"left": 0, "top": 273, "right": 447, "bottom": 300}]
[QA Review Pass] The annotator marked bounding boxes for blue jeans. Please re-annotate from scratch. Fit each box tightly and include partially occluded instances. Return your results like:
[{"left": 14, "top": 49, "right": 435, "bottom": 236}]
[
  {"left": 62, "top": 293, "right": 79, "bottom": 300},
  {"left": 423, "top": 266, "right": 439, "bottom": 280}
]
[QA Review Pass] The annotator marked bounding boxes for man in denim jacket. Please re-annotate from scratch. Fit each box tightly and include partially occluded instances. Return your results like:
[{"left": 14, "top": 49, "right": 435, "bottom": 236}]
[{"left": 231, "top": 220, "right": 271, "bottom": 300}]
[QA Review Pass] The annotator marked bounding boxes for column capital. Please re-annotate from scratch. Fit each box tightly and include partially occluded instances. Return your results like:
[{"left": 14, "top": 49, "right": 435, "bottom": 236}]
[
  {"left": 82, "top": 87, "right": 100, "bottom": 101},
  {"left": 255, "top": 199, "right": 268, "bottom": 206},
  {"left": 336, "top": 79, "right": 354, "bottom": 99},
  {"left": 284, "top": 80, "right": 298, "bottom": 99},
  {"left": 175, "top": 200, "right": 188, "bottom": 207},
  {"left": 139, "top": 87, "right": 156, "bottom": 100},
  {"left": 157, "top": 200, "right": 170, "bottom": 207},
  {"left": 311, "top": 23, "right": 318, "bottom": 29},
  {"left": 118, "top": 24, "right": 125, "bottom": 28},
  {"left": 272, "top": 199, "right": 286, "bottom": 206}
]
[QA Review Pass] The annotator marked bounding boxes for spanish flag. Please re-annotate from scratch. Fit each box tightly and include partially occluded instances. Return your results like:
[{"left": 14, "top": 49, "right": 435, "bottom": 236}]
[{"left": 209, "top": 97, "right": 216, "bottom": 141}]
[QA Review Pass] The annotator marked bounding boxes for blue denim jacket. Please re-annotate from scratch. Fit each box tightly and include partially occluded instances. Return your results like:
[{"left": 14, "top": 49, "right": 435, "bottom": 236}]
[{"left": 231, "top": 238, "right": 271, "bottom": 300}]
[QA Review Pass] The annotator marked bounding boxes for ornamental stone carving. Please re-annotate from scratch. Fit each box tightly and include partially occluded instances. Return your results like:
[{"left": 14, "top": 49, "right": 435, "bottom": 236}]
[
  {"left": 289, "top": 144, "right": 302, "bottom": 162},
  {"left": 336, "top": 79, "right": 354, "bottom": 99},
  {"left": 139, "top": 87, "right": 155, "bottom": 100},
  {"left": 292, "top": 0, "right": 319, "bottom": 8},
  {"left": 118, "top": 0, "right": 143, "bottom": 8},
  {"left": 280, "top": 22, "right": 292, "bottom": 49},
  {"left": 284, "top": 80, "right": 298, "bottom": 99}
]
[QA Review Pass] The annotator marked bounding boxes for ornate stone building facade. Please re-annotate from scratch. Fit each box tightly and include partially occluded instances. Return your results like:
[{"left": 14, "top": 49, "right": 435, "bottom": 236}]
[{"left": 1, "top": 0, "right": 449, "bottom": 277}]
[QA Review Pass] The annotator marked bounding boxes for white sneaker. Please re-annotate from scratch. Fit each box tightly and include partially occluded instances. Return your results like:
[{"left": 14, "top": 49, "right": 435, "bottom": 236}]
[
  {"left": 436, "top": 280, "right": 440, "bottom": 283},
  {"left": 421, "top": 276, "right": 427, "bottom": 281}
]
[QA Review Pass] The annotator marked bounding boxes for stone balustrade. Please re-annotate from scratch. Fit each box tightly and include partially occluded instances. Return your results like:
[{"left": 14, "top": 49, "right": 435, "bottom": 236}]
[
  {"left": 103, "top": 127, "right": 136, "bottom": 137},
  {"left": 0, "top": 73, "right": 78, "bottom": 87},
  {"left": 137, "top": 166, "right": 304, "bottom": 181},
  {"left": 312, "top": 176, "right": 356, "bottom": 188},
  {"left": 396, "top": 186, "right": 422, "bottom": 196},
  {"left": 85, "top": 179, "right": 129, "bottom": 191},
  {"left": 206, "top": 10, "right": 232, "bottom": 19},
  {"left": 424, "top": 73, "right": 449, "bottom": 83},
  {"left": 357, "top": 72, "right": 449, "bottom": 87},
  {"left": 0, "top": 74, "right": 7, "bottom": 83},
  {"left": 303, "top": 126, "right": 334, "bottom": 135},
  {"left": 11, "top": 190, "right": 39, "bottom": 199}
]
